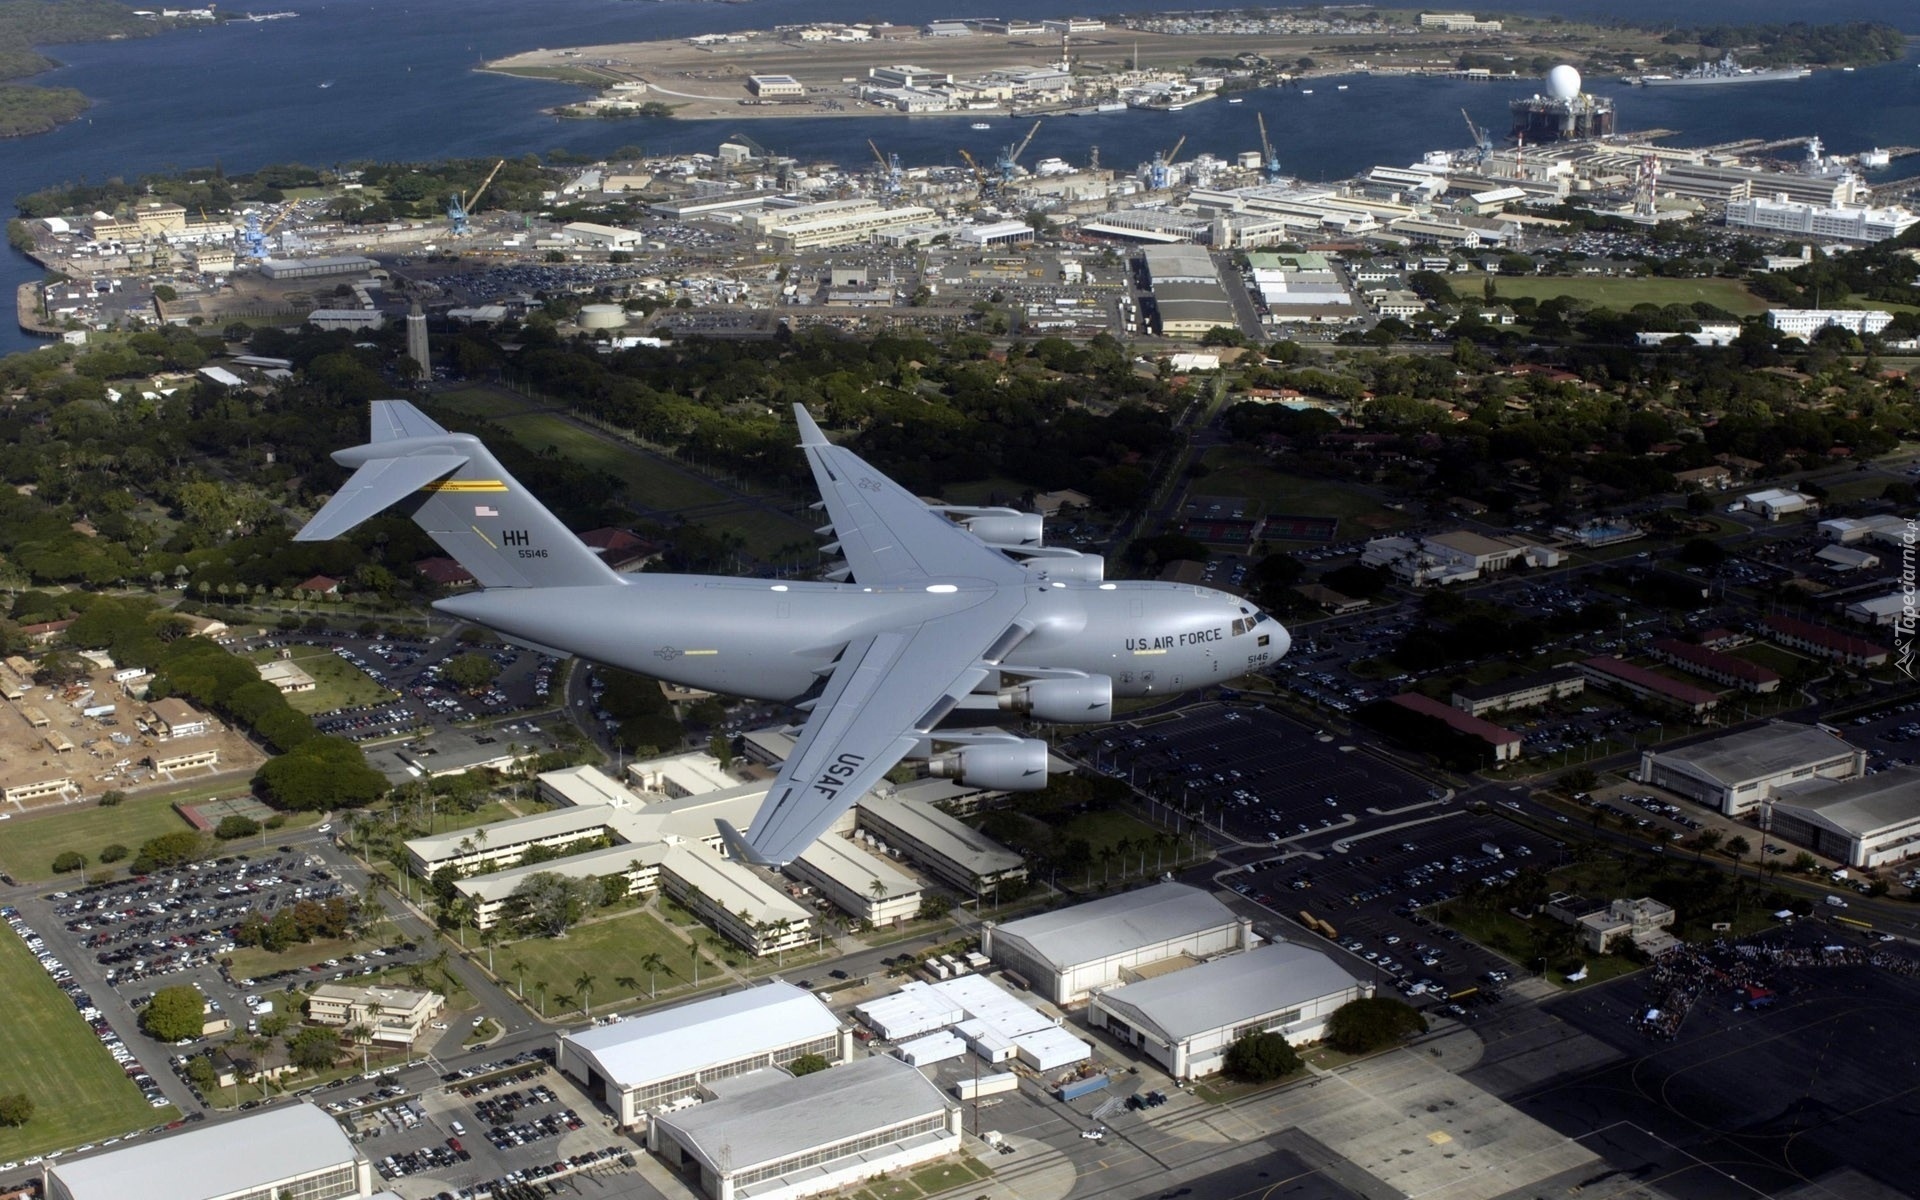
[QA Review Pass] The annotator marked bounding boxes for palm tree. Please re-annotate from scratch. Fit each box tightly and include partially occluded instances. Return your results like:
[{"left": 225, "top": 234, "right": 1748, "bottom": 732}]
[
  {"left": 689, "top": 940, "right": 703, "bottom": 986},
  {"left": 533, "top": 979, "right": 548, "bottom": 1017},
  {"left": 509, "top": 956, "right": 527, "bottom": 999},
  {"left": 638, "top": 951, "right": 667, "bottom": 1000},
  {"left": 574, "top": 971, "right": 597, "bottom": 1018}
]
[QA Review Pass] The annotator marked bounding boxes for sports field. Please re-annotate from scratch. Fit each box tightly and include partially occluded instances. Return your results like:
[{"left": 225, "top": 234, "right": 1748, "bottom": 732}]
[
  {"left": 1199, "top": 448, "right": 1408, "bottom": 534},
  {"left": 0, "top": 794, "right": 198, "bottom": 883},
  {"left": 1490, "top": 275, "right": 1771, "bottom": 316},
  {"left": 0, "top": 926, "right": 176, "bottom": 1159}
]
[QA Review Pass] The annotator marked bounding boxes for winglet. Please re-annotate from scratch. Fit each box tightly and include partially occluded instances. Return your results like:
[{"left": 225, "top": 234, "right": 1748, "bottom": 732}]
[
  {"left": 793, "top": 403, "right": 828, "bottom": 448},
  {"left": 717, "top": 818, "right": 776, "bottom": 867}
]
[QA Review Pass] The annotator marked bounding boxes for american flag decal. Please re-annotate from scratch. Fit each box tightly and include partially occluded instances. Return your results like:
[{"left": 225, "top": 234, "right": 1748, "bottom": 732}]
[{"left": 474, "top": 504, "right": 499, "bottom": 517}]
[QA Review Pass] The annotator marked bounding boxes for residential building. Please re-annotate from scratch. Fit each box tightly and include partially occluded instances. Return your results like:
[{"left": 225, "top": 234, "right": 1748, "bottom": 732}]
[
  {"left": 1451, "top": 667, "right": 1585, "bottom": 717},
  {"left": 1725, "top": 196, "right": 1918, "bottom": 244},
  {"left": 1577, "top": 656, "right": 1720, "bottom": 718},
  {"left": 1386, "top": 692, "right": 1522, "bottom": 762},
  {"left": 1766, "top": 309, "right": 1894, "bottom": 340},
  {"left": 1575, "top": 897, "right": 1677, "bottom": 955},
  {"left": 1637, "top": 721, "right": 1865, "bottom": 816},
  {"left": 1649, "top": 638, "right": 1780, "bottom": 694},
  {"left": 1762, "top": 614, "right": 1890, "bottom": 668},
  {"left": 306, "top": 984, "right": 445, "bottom": 1045},
  {"left": 787, "top": 836, "right": 922, "bottom": 925},
  {"left": 1087, "top": 942, "right": 1369, "bottom": 1079}
]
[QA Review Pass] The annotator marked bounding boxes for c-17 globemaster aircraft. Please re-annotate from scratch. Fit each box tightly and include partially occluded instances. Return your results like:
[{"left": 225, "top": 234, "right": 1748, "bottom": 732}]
[{"left": 297, "top": 401, "right": 1290, "bottom": 865}]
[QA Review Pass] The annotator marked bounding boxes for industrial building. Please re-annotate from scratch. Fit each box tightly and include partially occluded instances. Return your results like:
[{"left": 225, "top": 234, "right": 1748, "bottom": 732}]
[
  {"left": 747, "top": 199, "right": 937, "bottom": 253},
  {"left": 43, "top": 1102, "right": 374, "bottom": 1200},
  {"left": 1139, "top": 244, "right": 1235, "bottom": 339},
  {"left": 982, "top": 882, "right": 1252, "bottom": 1004},
  {"left": 257, "top": 255, "right": 378, "bottom": 280},
  {"left": 559, "top": 982, "right": 851, "bottom": 1127},
  {"left": 747, "top": 74, "right": 805, "bottom": 97},
  {"left": 1360, "top": 530, "right": 1559, "bottom": 587},
  {"left": 1767, "top": 768, "right": 1920, "bottom": 868},
  {"left": 1819, "top": 513, "right": 1910, "bottom": 547},
  {"left": 1087, "top": 942, "right": 1368, "bottom": 1079},
  {"left": 647, "top": 1055, "right": 961, "bottom": 1200},
  {"left": 856, "top": 973, "right": 1091, "bottom": 1071},
  {"left": 1638, "top": 722, "right": 1866, "bottom": 816}
]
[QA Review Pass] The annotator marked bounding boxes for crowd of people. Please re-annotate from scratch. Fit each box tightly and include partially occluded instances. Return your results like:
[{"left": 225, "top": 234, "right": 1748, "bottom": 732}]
[{"left": 1631, "top": 932, "right": 1918, "bottom": 1041}]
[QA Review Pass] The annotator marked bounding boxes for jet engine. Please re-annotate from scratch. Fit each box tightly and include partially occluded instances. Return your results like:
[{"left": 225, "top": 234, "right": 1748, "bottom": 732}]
[
  {"left": 927, "top": 738, "right": 1051, "bottom": 790},
  {"left": 1020, "top": 550, "right": 1104, "bottom": 582},
  {"left": 998, "top": 675, "right": 1112, "bottom": 723},
  {"left": 959, "top": 512, "right": 1044, "bottom": 548}
]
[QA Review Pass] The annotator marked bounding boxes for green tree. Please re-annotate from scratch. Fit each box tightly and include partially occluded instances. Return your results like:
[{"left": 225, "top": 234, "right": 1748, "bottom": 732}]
[
  {"left": 286, "top": 1026, "right": 342, "bottom": 1070},
  {"left": 141, "top": 985, "right": 206, "bottom": 1042},
  {"left": 51, "top": 849, "right": 86, "bottom": 874},
  {"left": 1222, "top": 1031, "right": 1301, "bottom": 1082},
  {"left": 1324, "top": 997, "right": 1427, "bottom": 1054},
  {"left": 0, "top": 1092, "right": 33, "bottom": 1127},
  {"left": 99, "top": 842, "right": 129, "bottom": 863},
  {"left": 788, "top": 1053, "right": 831, "bottom": 1076},
  {"left": 215, "top": 814, "right": 261, "bottom": 840},
  {"left": 442, "top": 652, "right": 501, "bottom": 692}
]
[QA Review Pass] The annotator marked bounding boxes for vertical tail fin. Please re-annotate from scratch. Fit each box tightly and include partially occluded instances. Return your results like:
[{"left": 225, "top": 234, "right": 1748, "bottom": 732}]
[{"left": 295, "top": 400, "right": 623, "bottom": 590}]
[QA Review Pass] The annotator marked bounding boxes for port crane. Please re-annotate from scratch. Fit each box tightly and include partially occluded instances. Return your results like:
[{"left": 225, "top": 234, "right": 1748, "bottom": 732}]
[
  {"left": 995, "top": 120, "right": 1043, "bottom": 185},
  {"left": 1256, "top": 113, "right": 1282, "bottom": 183},
  {"left": 448, "top": 158, "right": 506, "bottom": 236},
  {"left": 242, "top": 204, "right": 293, "bottom": 259},
  {"left": 956, "top": 148, "right": 993, "bottom": 199},
  {"left": 1148, "top": 134, "right": 1186, "bottom": 190},
  {"left": 1460, "top": 108, "right": 1493, "bottom": 164},
  {"left": 868, "top": 139, "right": 903, "bottom": 198}
]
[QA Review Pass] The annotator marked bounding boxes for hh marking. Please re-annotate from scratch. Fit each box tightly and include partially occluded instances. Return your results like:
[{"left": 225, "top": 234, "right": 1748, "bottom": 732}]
[{"left": 502, "top": 529, "right": 530, "bottom": 547}]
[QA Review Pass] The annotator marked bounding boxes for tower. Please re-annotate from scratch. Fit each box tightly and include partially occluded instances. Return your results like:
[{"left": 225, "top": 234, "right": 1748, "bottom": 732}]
[{"left": 405, "top": 301, "right": 430, "bottom": 380}]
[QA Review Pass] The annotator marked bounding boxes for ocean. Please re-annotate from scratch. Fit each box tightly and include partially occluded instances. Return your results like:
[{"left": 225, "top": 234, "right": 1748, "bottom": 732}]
[{"left": 5, "top": 0, "right": 1918, "bottom": 354}]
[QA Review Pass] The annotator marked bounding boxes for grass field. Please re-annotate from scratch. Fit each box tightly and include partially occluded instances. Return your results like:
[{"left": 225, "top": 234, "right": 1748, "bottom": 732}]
[
  {"left": 1489, "top": 275, "right": 1771, "bottom": 316},
  {"left": 1732, "top": 641, "right": 1814, "bottom": 677},
  {"left": 0, "top": 927, "right": 177, "bottom": 1159},
  {"left": 705, "top": 505, "right": 817, "bottom": 559},
  {"left": 494, "top": 911, "right": 709, "bottom": 1014},
  {"left": 1197, "top": 449, "right": 1408, "bottom": 535},
  {"left": 0, "top": 795, "right": 200, "bottom": 883},
  {"left": 247, "top": 645, "right": 396, "bottom": 714}
]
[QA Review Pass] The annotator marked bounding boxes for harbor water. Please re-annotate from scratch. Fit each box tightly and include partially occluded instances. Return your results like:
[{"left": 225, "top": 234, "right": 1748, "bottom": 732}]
[{"left": 4, "top": 0, "right": 1919, "bottom": 354}]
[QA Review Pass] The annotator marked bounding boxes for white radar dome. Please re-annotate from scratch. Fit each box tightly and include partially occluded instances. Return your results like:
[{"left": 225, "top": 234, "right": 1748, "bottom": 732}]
[{"left": 1546, "top": 64, "right": 1582, "bottom": 101}]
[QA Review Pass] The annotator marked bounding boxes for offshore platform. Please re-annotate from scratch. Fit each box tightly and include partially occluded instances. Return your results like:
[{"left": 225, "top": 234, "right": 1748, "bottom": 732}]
[{"left": 1509, "top": 65, "right": 1615, "bottom": 143}]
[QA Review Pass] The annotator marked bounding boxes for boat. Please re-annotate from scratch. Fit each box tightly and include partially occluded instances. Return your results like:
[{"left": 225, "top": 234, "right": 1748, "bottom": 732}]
[
  {"left": 1227, "top": 97, "right": 1242, "bottom": 104},
  {"left": 1639, "top": 53, "right": 1810, "bottom": 86},
  {"left": 970, "top": 122, "right": 991, "bottom": 130},
  {"left": 1095, "top": 101, "right": 1125, "bottom": 113},
  {"left": 1301, "top": 89, "right": 1313, "bottom": 95},
  {"left": 318, "top": 80, "right": 334, "bottom": 88},
  {"left": 1336, "top": 84, "right": 1348, "bottom": 90}
]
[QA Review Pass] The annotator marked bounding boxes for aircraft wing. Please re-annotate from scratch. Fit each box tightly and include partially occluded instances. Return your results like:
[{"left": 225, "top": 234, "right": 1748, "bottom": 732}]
[
  {"left": 736, "top": 592, "right": 1028, "bottom": 865},
  {"left": 794, "top": 404, "right": 1029, "bottom": 586}
]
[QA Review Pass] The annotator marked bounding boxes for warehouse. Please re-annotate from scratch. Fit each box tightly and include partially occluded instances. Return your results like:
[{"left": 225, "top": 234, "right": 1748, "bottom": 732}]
[
  {"left": 257, "top": 255, "right": 377, "bottom": 280},
  {"left": 1768, "top": 768, "right": 1920, "bottom": 868},
  {"left": 44, "top": 1102, "right": 373, "bottom": 1200},
  {"left": 982, "top": 882, "right": 1252, "bottom": 1004},
  {"left": 559, "top": 982, "right": 852, "bottom": 1128},
  {"left": 648, "top": 1055, "right": 961, "bottom": 1200},
  {"left": 1087, "top": 942, "right": 1369, "bottom": 1079},
  {"left": 1638, "top": 721, "right": 1865, "bottom": 816}
]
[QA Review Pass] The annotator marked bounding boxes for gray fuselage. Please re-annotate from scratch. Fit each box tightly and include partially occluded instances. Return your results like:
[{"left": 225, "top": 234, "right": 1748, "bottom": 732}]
[{"left": 436, "top": 572, "right": 1288, "bottom": 703}]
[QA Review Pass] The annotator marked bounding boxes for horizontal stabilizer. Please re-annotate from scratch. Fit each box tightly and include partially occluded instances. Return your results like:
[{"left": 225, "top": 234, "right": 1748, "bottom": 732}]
[
  {"left": 717, "top": 819, "right": 770, "bottom": 866},
  {"left": 296, "top": 453, "right": 467, "bottom": 542}
]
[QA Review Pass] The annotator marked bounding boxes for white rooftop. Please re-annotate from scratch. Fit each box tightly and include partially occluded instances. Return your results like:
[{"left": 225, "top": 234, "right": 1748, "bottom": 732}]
[
  {"left": 47, "top": 1103, "right": 357, "bottom": 1200},
  {"left": 540, "top": 764, "right": 637, "bottom": 808},
  {"left": 563, "top": 982, "right": 840, "bottom": 1088},
  {"left": 655, "top": 1055, "right": 952, "bottom": 1175},
  {"left": 1091, "top": 942, "right": 1363, "bottom": 1042},
  {"left": 1650, "top": 722, "right": 1858, "bottom": 786},
  {"left": 664, "top": 845, "right": 812, "bottom": 928},
  {"left": 796, "top": 834, "right": 920, "bottom": 900},
  {"left": 989, "top": 882, "right": 1240, "bottom": 971}
]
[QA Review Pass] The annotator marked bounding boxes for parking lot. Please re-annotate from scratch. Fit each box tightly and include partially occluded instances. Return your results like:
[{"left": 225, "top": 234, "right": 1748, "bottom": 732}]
[{"left": 1072, "top": 704, "right": 1440, "bottom": 846}]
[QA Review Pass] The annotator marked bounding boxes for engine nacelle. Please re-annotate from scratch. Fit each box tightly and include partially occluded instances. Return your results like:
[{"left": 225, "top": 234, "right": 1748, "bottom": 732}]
[
  {"left": 961, "top": 512, "right": 1044, "bottom": 548},
  {"left": 927, "top": 739, "right": 1051, "bottom": 791},
  {"left": 999, "top": 675, "right": 1113, "bottom": 724},
  {"left": 1022, "top": 552, "right": 1104, "bottom": 582}
]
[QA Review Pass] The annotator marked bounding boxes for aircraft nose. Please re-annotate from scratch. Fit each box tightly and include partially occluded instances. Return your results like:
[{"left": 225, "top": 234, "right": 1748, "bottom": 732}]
[{"left": 1273, "top": 623, "right": 1292, "bottom": 659}]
